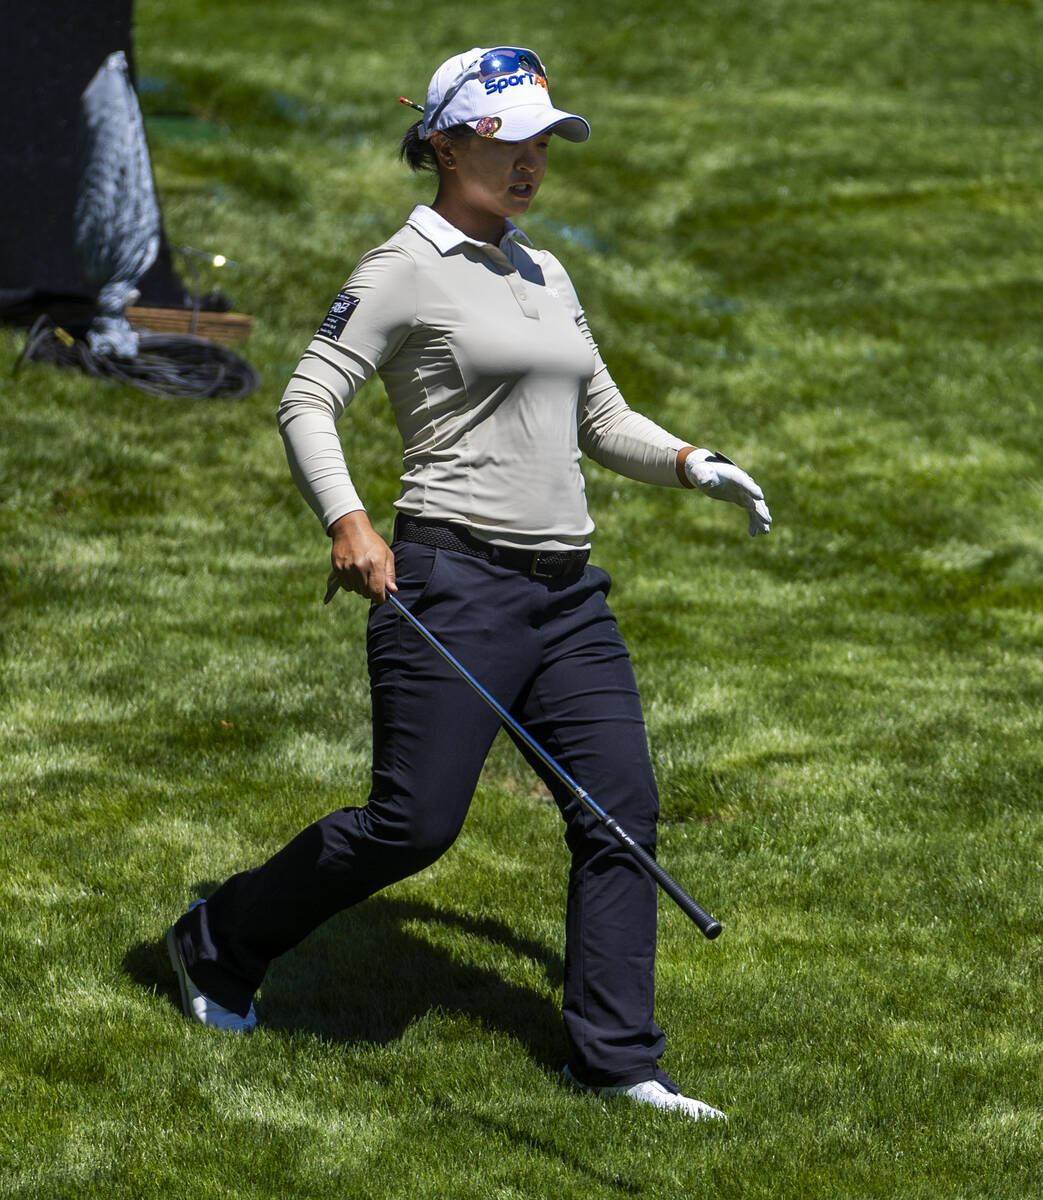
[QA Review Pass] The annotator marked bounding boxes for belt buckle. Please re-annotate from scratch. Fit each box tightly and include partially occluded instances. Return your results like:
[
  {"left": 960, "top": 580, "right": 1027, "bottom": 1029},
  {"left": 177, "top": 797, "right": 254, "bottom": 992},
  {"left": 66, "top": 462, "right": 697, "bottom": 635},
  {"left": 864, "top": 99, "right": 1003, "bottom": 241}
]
[{"left": 530, "top": 551, "right": 556, "bottom": 579}]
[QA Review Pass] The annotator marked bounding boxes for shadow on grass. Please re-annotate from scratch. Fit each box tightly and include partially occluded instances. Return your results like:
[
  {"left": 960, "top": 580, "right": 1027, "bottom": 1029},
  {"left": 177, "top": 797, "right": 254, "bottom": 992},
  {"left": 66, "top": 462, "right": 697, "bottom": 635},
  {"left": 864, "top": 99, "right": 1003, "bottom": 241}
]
[
  {"left": 430, "top": 1099, "right": 643, "bottom": 1196},
  {"left": 125, "top": 898, "right": 646, "bottom": 1193},
  {"left": 124, "top": 892, "right": 566, "bottom": 1067}
]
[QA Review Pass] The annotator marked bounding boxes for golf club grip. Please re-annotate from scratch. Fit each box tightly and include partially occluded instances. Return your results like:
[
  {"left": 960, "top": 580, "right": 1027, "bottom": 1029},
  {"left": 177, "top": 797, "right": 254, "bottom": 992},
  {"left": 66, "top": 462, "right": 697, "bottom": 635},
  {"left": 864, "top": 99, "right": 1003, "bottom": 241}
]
[{"left": 604, "top": 818, "right": 723, "bottom": 939}]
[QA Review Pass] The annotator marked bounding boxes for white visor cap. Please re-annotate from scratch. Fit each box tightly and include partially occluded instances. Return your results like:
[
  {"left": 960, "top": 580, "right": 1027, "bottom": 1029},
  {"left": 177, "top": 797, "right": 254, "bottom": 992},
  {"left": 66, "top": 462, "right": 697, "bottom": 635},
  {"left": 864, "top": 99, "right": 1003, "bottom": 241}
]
[{"left": 420, "top": 47, "right": 590, "bottom": 143}]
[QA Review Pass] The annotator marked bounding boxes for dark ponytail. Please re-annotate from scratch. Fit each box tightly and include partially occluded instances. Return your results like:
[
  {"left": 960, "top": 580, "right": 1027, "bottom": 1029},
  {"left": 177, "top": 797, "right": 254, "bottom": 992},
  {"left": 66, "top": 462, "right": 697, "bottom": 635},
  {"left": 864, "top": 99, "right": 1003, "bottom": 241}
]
[{"left": 399, "top": 121, "right": 475, "bottom": 173}]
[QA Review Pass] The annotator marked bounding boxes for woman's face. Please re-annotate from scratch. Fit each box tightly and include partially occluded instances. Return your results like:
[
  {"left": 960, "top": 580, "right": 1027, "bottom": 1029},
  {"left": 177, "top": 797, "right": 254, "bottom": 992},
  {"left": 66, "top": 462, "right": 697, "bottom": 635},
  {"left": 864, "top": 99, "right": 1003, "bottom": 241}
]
[{"left": 436, "top": 132, "right": 550, "bottom": 236}]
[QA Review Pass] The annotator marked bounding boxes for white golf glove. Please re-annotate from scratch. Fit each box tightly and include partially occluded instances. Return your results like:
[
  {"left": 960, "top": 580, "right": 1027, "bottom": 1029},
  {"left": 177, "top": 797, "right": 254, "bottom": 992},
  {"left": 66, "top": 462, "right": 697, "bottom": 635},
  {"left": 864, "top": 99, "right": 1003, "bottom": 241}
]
[{"left": 684, "top": 449, "right": 772, "bottom": 536}]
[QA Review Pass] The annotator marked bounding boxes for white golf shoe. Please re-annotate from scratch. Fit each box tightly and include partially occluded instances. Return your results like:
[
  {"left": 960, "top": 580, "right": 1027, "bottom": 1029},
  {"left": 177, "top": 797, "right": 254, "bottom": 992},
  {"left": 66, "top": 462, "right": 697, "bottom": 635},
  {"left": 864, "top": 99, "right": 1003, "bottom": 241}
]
[
  {"left": 562, "top": 1066, "right": 727, "bottom": 1121},
  {"left": 166, "top": 900, "right": 257, "bottom": 1032}
]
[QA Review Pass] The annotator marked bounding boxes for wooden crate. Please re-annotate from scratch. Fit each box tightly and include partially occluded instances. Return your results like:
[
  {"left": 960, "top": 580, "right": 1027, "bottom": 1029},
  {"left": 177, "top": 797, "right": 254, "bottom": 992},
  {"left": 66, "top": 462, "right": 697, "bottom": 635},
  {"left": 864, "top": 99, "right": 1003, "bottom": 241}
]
[{"left": 126, "top": 306, "right": 253, "bottom": 344}]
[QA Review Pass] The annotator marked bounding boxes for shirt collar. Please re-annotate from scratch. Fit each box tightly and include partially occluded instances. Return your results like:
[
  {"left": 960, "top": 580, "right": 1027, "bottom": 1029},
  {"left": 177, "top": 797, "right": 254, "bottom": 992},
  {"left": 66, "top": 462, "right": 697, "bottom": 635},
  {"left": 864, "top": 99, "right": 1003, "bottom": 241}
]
[{"left": 406, "top": 205, "right": 533, "bottom": 256}]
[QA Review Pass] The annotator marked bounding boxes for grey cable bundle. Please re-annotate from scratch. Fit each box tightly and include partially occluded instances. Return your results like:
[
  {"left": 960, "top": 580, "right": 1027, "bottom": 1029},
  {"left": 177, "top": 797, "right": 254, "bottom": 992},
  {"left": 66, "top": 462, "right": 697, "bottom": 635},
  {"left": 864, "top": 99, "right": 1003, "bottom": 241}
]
[{"left": 75, "top": 50, "right": 161, "bottom": 358}]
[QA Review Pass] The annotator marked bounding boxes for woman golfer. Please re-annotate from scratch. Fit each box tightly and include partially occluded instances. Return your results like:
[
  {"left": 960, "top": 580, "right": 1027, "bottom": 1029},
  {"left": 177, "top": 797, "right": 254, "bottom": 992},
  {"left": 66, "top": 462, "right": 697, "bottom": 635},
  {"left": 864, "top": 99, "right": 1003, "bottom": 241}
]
[{"left": 167, "top": 46, "right": 771, "bottom": 1120}]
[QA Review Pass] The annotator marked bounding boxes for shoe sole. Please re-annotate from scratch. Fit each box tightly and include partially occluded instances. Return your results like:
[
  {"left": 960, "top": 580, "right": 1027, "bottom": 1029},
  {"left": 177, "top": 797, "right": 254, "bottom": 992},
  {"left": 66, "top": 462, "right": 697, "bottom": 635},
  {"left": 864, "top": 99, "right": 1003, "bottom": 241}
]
[
  {"left": 165, "top": 924, "right": 193, "bottom": 1019},
  {"left": 165, "top": 921, "right": 257, "bottom": 1031}
]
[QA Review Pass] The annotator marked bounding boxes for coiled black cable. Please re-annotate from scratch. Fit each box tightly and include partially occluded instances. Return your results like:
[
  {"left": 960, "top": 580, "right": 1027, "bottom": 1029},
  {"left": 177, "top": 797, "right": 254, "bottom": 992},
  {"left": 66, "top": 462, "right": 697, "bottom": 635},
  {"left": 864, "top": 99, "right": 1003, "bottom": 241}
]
[{"left": 14, "top": 314, "right": 261, "bottom": 400}]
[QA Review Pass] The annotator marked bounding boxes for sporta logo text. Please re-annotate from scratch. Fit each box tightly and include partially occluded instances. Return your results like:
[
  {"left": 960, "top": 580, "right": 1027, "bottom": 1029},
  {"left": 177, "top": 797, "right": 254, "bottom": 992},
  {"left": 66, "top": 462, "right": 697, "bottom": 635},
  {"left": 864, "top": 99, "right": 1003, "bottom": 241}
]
[{"left": 484, "top": 71, "right": 549, "bottom": 95}]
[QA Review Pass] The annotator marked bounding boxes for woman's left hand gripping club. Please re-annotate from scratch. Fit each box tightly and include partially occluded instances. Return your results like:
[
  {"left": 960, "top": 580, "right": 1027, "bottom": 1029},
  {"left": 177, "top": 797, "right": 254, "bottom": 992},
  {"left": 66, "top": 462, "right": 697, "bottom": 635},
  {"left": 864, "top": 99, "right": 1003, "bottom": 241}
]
[{"left": 325, "top": 510, "right": 397, "bottom": 603}]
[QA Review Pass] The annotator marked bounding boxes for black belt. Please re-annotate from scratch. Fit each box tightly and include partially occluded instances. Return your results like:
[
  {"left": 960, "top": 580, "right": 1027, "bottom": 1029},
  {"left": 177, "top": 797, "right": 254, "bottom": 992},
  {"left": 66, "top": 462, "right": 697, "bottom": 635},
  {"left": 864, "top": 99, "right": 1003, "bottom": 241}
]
[{"left": 395, "top": 516, "right": 589, "bottom": 580}]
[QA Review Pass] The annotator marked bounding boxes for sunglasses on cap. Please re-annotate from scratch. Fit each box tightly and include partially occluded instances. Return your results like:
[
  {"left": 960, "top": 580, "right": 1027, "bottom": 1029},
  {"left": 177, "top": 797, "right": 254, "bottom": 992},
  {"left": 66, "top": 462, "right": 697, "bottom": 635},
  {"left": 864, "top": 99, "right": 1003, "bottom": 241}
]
[{"left": 424, "top": 47, "right": 548, "bottom": 135}]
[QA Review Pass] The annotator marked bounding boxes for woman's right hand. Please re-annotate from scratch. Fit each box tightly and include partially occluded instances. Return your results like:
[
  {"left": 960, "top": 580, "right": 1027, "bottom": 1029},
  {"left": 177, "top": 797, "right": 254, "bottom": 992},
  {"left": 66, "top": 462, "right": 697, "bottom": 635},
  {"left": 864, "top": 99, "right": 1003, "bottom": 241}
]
[
  {"left": 327, "top": 510, "right": 397, "bottom": 602},
  {"left": 682, "top": 449, "right": 772, "bottom": 536}
]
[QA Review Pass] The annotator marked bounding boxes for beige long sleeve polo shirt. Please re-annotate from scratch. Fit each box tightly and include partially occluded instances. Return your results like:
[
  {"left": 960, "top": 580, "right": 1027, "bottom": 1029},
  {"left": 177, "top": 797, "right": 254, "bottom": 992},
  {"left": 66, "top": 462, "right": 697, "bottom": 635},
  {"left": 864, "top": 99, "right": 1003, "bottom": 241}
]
[{"left": 278, "top": 205, "right": 687, "bottom": 551}]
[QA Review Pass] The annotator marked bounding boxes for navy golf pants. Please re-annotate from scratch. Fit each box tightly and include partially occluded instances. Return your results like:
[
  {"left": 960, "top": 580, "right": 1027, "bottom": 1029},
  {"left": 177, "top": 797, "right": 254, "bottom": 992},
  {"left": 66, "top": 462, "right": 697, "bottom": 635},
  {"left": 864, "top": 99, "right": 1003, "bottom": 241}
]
[{"left": 175, "top": 540, "right": 669, "bottom": 1087}]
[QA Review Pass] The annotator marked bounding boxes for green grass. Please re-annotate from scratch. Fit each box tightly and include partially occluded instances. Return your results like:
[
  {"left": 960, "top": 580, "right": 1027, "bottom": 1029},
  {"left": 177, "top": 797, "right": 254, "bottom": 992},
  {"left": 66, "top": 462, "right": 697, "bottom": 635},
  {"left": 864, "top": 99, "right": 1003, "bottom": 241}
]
[{"left": 2, "top": 1, "right": 1042, "bottom": 1196}]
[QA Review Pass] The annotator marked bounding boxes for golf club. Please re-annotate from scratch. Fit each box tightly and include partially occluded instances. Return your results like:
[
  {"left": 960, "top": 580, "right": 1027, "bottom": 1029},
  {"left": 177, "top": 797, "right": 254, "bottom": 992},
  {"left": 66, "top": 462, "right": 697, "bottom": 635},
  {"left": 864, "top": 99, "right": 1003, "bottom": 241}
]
[{"left": 325, "top": 574, "right": 722, "bottom": 939}]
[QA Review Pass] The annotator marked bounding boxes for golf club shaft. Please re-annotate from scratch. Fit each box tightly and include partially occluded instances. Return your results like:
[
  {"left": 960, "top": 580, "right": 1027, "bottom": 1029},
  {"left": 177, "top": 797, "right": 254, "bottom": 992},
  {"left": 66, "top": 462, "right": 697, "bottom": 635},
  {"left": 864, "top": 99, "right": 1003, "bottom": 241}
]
[{"left": 383, "top": 590, "right": 722, "bottom": 939}]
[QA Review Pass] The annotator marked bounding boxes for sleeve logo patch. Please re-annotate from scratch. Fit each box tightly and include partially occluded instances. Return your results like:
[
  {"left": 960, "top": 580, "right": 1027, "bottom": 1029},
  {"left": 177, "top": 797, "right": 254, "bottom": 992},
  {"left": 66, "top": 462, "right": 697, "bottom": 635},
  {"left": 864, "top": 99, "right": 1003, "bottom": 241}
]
[{"left": 318, "top": 291, "right": 361, "bottom": 340}]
